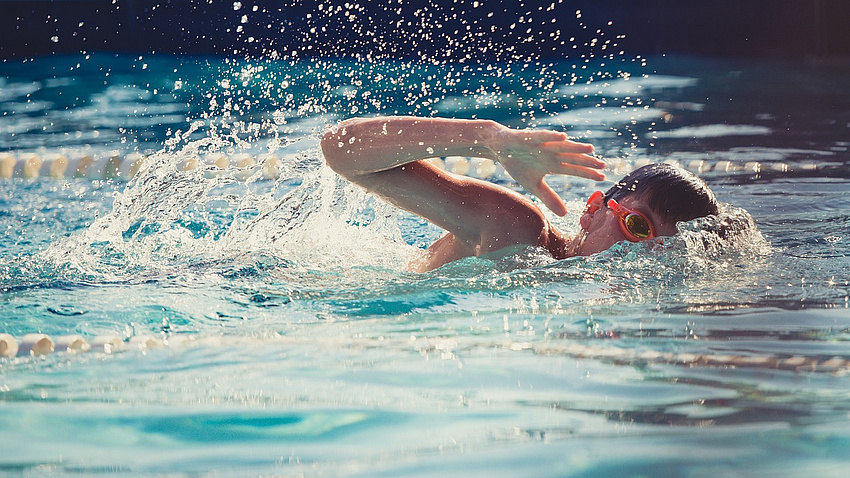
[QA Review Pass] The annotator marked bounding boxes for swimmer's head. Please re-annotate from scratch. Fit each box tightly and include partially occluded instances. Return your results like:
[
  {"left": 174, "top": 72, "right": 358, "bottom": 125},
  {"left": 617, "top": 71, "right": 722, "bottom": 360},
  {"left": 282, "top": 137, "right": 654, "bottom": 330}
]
[
  {"left": 603, "top": 163, "right": 719, "bottom": 224},
  {"left": 573, "top": 163, "right": 719, "bottom": 256}
]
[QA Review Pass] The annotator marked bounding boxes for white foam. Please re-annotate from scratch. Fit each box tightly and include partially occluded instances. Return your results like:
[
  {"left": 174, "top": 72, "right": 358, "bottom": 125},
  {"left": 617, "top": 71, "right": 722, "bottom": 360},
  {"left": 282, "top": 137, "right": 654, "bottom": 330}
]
[
  {"left": 560, "top": 75, "right": 699, "bottom": 98},
  {"left": 652, "top": 124, "right": 771, "bottom": 139},
  {"left": 544, "top": 106, "right": 667, "bottom": 127}
]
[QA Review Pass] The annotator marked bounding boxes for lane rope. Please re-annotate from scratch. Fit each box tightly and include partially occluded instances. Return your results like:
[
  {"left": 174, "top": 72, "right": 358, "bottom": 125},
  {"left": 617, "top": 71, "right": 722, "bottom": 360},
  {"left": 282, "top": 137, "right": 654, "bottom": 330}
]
[
  {"left": 0, "top": 150, "right": 810, "bottom": 181},
  {"left": 2, "top": 331, "right": 847, "bottom": 374}
]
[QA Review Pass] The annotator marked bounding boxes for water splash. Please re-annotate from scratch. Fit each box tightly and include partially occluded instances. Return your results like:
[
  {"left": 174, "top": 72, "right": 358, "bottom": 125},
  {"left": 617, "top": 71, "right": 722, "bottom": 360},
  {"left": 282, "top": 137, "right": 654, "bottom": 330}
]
[
  {"left": 13, "top": 6, "right": 773, "bottom": 314},
  {"left": 41, "top": 131, "right": 413, "bottom": 285}
]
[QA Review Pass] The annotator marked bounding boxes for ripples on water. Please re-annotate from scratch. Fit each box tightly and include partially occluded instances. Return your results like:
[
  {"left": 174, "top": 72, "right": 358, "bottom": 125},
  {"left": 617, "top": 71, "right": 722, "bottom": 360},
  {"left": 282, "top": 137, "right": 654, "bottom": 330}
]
[{"left": 1, "top": 49, "right": 849, "bottom": 477}]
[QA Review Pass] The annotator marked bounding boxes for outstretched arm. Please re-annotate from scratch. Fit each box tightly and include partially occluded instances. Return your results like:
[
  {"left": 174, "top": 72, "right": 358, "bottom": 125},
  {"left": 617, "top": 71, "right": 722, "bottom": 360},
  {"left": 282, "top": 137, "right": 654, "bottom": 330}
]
[{"left": 321, "top": 116, "right": 605, "bottom": 250}]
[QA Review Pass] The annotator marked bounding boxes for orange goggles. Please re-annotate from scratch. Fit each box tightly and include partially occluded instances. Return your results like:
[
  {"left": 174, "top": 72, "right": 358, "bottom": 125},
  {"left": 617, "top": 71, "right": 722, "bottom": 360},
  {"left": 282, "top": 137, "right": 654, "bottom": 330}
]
[{"left": 585, "top": 191, "right": 656, "bottom": 242}]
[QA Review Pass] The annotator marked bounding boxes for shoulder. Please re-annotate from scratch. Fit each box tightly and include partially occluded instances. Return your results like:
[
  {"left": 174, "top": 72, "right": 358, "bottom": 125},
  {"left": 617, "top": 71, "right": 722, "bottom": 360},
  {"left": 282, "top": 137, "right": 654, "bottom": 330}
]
[
  {"left": 538, "top": 221, "right": 569, "bottom": 259},
  {"left": 475, "top": 188, "right": 559, "bottom": 254}
]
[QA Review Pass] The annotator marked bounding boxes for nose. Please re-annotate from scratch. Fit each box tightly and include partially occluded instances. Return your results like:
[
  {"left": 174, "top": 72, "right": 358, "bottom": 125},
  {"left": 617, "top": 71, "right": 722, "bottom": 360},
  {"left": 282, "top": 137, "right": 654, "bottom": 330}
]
[{"left": 579, "top": 211, "right": 593, "bottom": 230}]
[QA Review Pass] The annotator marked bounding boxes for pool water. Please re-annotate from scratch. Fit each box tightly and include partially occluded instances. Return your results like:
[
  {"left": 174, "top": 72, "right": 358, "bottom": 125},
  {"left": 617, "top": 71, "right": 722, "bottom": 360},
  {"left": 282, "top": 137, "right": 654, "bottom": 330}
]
[{"left": 1, "top": 51, "right": 849, "bottom": 477}]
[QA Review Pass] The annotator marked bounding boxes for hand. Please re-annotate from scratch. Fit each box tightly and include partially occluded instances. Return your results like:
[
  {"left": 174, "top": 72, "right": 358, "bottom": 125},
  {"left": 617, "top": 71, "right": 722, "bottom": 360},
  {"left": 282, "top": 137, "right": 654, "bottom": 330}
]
[{"left": 489, "top": 126, "right": 606, "bottom": 216}]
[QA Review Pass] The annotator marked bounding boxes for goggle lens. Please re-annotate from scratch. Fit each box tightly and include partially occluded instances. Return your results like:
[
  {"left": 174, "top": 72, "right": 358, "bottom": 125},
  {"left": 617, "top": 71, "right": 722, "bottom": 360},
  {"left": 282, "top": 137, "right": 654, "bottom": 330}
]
[
  {"left": 584, "top": 191, "right": 657, "bottom": 242},
  {"left": 623, "top": 213, "right": 652, "bottom": 239},
  {"left": 606, "top": 198, "right": 656, "bottom": 242}
]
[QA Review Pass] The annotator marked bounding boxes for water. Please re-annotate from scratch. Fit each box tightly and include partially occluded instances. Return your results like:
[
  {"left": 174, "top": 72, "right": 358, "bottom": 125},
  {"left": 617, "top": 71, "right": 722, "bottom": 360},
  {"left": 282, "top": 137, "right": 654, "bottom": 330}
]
[{"left": 1, "top": 49, "right": 849, "bottom": 476}]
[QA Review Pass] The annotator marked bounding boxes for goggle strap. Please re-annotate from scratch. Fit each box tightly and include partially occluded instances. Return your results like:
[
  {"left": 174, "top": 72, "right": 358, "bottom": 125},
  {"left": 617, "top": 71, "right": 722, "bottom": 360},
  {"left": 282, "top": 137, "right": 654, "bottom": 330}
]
[
  {"left": 607, "top": 198, "right": 655, "bottom": 240},
  {"left": 584, "top": 190, "right": 604, "bottom": 213}
]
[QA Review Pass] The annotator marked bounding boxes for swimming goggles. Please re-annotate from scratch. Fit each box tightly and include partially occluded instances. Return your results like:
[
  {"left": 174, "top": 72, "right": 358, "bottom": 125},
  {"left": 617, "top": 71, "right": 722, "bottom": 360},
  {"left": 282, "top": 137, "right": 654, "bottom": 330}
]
[{"left": 585, "top": 191, "right": 656, "bottom": 242}]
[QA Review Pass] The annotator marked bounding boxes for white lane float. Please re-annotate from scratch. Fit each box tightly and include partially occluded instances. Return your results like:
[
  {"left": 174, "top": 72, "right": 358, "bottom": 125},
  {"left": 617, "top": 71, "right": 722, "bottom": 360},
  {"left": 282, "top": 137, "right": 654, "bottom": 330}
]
[
  {"left": 17, "top": 333, "right": 54, "bottom": 356},
  {"left": 0, "top": 333, "right": 18, "bottom": 358},
  {"left": 0, "top": 332, "right": 165, "bottom": 358},
  {"left": 0, "top": 150, "right": 802, "bottom": 182},
  {"left": 1, "top": 331, "right": 847, "bottom": 373},
  {"left": 54, "top": 335, "right": 90, "bottom": 354},
  {"left": 89, "top": 335, "right": 126, "bottom": 354}
]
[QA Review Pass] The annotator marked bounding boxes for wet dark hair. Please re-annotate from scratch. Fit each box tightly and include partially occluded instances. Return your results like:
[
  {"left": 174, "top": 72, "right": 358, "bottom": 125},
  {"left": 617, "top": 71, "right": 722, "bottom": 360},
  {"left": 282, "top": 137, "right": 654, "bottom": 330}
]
[{"left": 603, "top": 163, "right": 719, "bottom": 224}]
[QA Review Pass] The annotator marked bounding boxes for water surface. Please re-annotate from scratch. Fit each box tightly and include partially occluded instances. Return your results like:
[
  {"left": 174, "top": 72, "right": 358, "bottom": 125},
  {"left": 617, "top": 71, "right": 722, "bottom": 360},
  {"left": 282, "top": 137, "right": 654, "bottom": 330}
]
[{"left": 1, "top": 52, "right": 848, "bottom": 477}]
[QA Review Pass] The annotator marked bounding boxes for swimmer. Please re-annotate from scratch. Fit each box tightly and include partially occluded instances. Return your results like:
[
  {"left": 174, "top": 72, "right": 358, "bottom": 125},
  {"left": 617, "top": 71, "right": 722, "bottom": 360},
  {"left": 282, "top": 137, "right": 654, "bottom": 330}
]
[{"left": 322, "top": 116, "right": 718, "bottom": 271}]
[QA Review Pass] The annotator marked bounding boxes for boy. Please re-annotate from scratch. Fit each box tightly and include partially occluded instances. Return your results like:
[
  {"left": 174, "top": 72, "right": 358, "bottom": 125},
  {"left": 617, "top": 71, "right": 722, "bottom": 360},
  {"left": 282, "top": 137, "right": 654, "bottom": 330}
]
[{"left": 322, "top": 116, "right": 718, "bottom": 271}]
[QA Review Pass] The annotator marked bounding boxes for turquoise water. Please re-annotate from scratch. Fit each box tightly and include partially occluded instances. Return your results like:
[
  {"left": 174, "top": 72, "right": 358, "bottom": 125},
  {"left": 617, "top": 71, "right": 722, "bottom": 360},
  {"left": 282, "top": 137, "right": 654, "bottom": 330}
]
[{"left": 1, "top": 52, "right": 849, "bottom": 477}]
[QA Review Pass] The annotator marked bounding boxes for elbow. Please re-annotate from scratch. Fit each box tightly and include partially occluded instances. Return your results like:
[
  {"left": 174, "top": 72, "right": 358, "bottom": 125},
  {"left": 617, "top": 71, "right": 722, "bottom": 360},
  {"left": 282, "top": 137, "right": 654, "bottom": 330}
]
[
  {"left": 321, "top": 118, "right": 364, "bottom": 177},
  {"left": 321, "top": 125, "right": 346, "bottom": 174}
]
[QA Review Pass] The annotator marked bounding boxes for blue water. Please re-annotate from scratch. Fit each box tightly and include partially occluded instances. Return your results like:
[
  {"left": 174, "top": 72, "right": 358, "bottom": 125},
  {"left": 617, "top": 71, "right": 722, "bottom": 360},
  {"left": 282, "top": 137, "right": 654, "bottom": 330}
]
[{"left": 1, "top": 51, "right": 849, "bottom": 477}]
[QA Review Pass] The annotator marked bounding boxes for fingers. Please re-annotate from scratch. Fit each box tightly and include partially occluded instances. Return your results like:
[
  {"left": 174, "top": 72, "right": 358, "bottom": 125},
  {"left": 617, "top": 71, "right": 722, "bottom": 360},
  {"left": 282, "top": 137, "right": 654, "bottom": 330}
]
[
  {"left": 541, "top": 139, "right": 594, "bottom": 154},
  {"left": 558, "top": 163, "right": 606, "bottom": 181},
  {"left": 533, "top": 179, "right": 568, "bottom": 216},
  {"left": 555, "top": 152, "right": 606, "bottom": 169},
  {"left": 524, "top": 130, "right": 569, "bottom": 143}
]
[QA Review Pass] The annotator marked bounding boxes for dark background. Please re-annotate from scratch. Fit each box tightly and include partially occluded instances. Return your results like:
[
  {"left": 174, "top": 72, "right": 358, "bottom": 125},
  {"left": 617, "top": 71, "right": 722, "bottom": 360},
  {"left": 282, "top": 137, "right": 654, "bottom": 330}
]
[{"left": 1, "top": 0, "right": 849, "bottom": 60}]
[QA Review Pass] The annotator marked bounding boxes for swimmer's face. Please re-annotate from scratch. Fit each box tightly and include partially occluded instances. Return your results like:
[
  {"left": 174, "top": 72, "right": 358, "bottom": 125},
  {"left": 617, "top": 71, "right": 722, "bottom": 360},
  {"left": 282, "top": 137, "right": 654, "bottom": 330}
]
[{"left": 571, "top": 192, "right": 679, "bottom": 256}]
